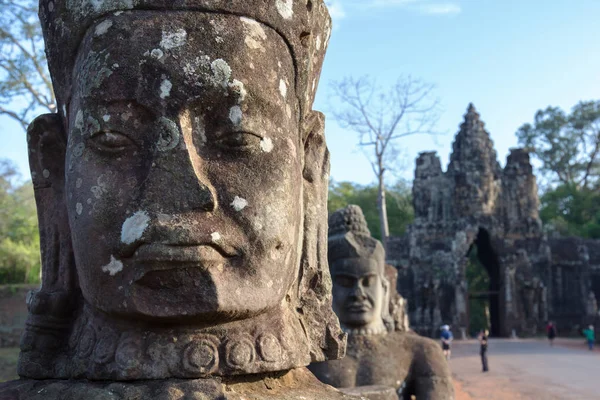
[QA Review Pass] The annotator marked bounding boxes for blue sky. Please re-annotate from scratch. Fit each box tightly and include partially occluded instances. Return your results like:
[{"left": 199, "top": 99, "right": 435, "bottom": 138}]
[
  {"left": 317, "top": 0, "right": 600, "bottom": 184},
  {"left": 1, "top": 0, "right": 600, "bottom": 184}
]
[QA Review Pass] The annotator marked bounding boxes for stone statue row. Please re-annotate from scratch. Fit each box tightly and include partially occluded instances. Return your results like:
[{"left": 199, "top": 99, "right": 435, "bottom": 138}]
[{"left": 0, "top": 1, "right": 453, "bottom": 398}]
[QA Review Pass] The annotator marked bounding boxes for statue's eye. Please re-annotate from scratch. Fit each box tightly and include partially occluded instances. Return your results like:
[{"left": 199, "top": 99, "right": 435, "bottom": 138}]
[
  {"left": 334, "top": 275, "right": 355, "bottom": 288},
  {"left": 89, "top": 131, "right": 135, "bottom": 153},
  {"left": 362, "top": 276, "right": 376, "bottom": 287},
  {"left": 216, "top": 132, "right": 261, "bottom": 151}
]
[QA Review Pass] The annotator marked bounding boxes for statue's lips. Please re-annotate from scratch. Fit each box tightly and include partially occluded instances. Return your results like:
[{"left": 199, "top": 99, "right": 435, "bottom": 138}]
[
  {"left": 346, "top": 303, "right": 372, "bottom": 313},
  {"left": 133, "top": 243, "right": 236, "bottom": 265},
  {"left": 131, "top": 244, "right": 237, "bottom": 289}
]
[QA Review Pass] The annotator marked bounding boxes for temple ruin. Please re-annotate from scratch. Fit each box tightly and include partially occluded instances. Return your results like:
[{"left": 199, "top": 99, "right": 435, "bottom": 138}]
[{"left": 387, "top": 104, "right": 600, "bottom": 338}]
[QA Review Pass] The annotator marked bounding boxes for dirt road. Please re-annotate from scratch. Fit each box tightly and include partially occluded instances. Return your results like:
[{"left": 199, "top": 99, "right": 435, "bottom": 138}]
[{"left": 450, "top": 338, "right": 599, "bottom": 400}]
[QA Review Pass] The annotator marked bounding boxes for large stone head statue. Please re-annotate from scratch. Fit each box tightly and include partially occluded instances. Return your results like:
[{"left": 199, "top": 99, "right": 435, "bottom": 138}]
[
  {"left": 328, "top": 205, "right": 397, "bottom": 336},
  {"left": 20, "top": 0, "right": 343, "bottom": 381}
]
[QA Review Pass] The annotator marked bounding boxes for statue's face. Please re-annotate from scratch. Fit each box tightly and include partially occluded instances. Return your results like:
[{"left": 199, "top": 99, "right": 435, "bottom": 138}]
[
  {"left": 65, "top": 12, "right": 302, "bottom": 321},
  {"left": 331, "top": 257, "right": 384, "bottom": 329}
]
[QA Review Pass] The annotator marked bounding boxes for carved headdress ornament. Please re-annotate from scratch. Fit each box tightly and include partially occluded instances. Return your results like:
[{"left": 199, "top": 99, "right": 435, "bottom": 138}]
[
  {"left": 328, "top": 205, "right": 385, "bottom": 265},
  {"left": 39, "top": 0, "right": 332, "bottom": 126}
]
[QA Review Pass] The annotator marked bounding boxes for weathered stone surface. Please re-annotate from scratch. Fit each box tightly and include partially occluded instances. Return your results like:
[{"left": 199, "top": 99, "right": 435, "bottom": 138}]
[
  {"left": 339, "top": 386, "right": 398, "bottom": 400},
  {"left": 1, "top": 1, "right": 354, "bottom": 398},
  {"left": 388, "top": 104, "right": 600, "bottom": 338},
  {"left": 0, "top": 368, "right": 357, "bottom": 400},
  {"left": 547, "top": 237, "right": 600, "bottom": 330},
  {"left": 0, "top": 285, "right": 36, "bottom": 348},
  {"left": 311, "top": 332, "right": 454, "bottom": 400},
  {"left": 310, "top": 206, "right": 454, "bottom": 400}
]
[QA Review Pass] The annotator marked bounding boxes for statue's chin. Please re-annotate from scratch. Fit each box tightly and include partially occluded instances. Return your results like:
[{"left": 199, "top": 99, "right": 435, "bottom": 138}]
[
  {"left": 87, "top": 280, "right": 284, "bottom": 326},
  {"left": 95, "top": 297, "right": 265, "bottom": 325},
  {"left": 341, "top": 320, "right": 372, "bottom": 329},
  {"left": 341, "top": 312, "right": 377, "bottom": 327}
]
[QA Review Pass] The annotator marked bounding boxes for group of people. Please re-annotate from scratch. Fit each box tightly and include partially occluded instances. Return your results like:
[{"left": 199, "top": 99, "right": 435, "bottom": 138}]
[
  {"left": 548, "top": 321, "right": 596, "bottom": 351},
  {"left": 439, "top": 320, "right": 598, "bottom": 374},
  {"left": 438, "top": 320, "right": 597, "bottom": 375},
  {"left": 439, "top": 325, "right": 489, "bottom": 372}
]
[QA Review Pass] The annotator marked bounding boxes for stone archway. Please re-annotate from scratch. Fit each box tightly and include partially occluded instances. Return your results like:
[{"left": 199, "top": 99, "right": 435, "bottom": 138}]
[{"left": 467, "top": 227, "right": 503, "bottom": 337}]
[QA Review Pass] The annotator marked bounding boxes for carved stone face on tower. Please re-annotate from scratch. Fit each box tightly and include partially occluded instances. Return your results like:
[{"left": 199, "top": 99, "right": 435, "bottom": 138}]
[{"left": 67, "top": 12, "right": 301, "bottom": 319}]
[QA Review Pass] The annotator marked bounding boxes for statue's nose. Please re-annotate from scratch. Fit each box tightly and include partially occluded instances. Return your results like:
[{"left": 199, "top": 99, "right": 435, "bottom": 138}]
[
  {"left": 350, "top": 284, "right": 367, "bottom": 300},
  {"left": 139, "top": 118, "right": 216, "bottom": 214}
]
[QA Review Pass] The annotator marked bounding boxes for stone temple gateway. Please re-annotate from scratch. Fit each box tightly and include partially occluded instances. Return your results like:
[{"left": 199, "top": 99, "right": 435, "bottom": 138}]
[{"left": 387, "top": 104, "right": 600, "bottom": 338}]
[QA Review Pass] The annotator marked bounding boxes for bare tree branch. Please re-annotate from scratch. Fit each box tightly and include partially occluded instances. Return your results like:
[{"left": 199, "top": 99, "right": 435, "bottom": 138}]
[
  {"left": 0, "top": 0, "right": 55, "bottom": 132},
  {"left": 0, "top": 105, "right": 28, "bottom": 130},
  {"left": 329, "top": 75, "right": 441, "bottom": 249}
]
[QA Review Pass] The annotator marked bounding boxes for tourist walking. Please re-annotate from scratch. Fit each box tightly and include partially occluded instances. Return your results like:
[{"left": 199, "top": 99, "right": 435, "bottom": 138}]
[
  {"left": 583, "top": 325, "right": 595, "bottom": 351},
  {"left": 546, "top": 321, "right": 557, "bottom": 346},
  {"left": 478, "top": 329, "right": 489, "bottom": 372},
  {"left": 440, "top": 325, "right": 454, "bottom": 360}
]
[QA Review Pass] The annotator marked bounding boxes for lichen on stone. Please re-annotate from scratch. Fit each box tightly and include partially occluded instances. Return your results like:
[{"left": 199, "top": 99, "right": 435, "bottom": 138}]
[
  {"left": 160, "top": 28, "right": 187, "bottom": 50},
  {"left": 102, "top": 255, "right": 124, "bottom": 276}
]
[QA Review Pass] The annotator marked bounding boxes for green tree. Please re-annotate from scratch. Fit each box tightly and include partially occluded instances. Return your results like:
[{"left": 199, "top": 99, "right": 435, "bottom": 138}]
[
  {"left": 328, "top": 180, "right": 414, "bottom": 240},
  {"left": 516, "top": 101, "right": 600, "bottom": 189},
  {"left": 0, "top": 159, "right": 41, "bottom": 283},
  {"left": 466, "top": 245, "right": 491, "bottom": 333},
  {"left": 0, "top": 0, "right": 54, "bottom": 131},
  {"left": 540, "top": 184, "right": 600, "bottom": 239}
]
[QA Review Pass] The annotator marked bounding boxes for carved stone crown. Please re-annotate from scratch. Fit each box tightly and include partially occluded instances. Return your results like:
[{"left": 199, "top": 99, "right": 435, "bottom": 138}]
[
  {"left": 328, "top": 205, "right": 384, "bottom": 263},
  {"left": 328, "top": 204, "right": 371, "bottom": 237},
  {"left": 39, "top": 0, "right": 332, "bottom": 122}
]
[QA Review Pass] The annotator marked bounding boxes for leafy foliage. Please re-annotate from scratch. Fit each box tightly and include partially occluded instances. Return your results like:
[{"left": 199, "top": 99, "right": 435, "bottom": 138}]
[
  {"left": 328, "top": 180, "right": 414, "bottom": 240},
  {"left": 540, "top": 184, "right": 600, "bottom": 239},
  {"left": 0, "top": 0, "right": 54, "bottom": 131},
  {"left": 0, "top": 160, "right": 40, "bottom": 284},
  {"left": 516, "top": 101, "right": 600, "bottom": 189},
  {"left": 517, "top": 100, "right": 600, "bottom": 239},
  {"left": 466, "top": 245, "right": 491, "bottom": 333}
]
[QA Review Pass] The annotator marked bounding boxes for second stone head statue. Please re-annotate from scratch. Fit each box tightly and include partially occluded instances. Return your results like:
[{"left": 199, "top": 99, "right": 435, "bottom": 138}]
[
  {"left": 20, "top": 0, "right": 345, "bottom": 381},
  {"left": 327, "top": 205, "right": 398, "bottom": 336},
  {"left": 312, "top": 205, "right": 454, "bottom": 399}
]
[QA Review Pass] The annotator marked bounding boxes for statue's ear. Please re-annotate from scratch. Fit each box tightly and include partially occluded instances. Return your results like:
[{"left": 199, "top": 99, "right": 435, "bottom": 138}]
[
  {"left": 300, "top": 111, "right": 328, "bottom": 280},
  {"left": 19, "top": 114, "right": 77, "bottom": 379},
  {"left": 381, "top": 273, "right": 392, "bottom": 322},
  {"left": 302, "top": 111, "right": 328, "bottom": 183},
  {"left": 382, "top": 273, "right": 391, "bottom": 297},
  {"left": 28, "top": 113, "right": 67, "bottom": 189},
  {"left": 26, "top": 113, "right": 77, "bottom": 303},
  {"left": 297, "top": 111, "right": 345, "bottom": 363}
]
